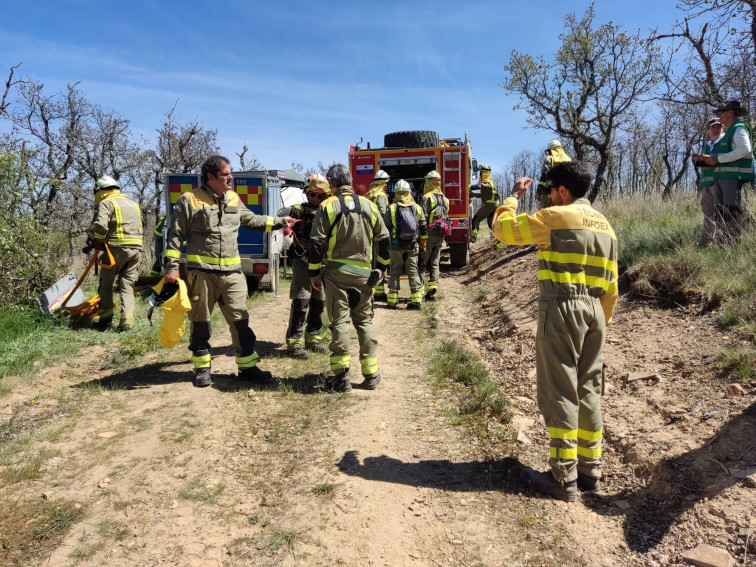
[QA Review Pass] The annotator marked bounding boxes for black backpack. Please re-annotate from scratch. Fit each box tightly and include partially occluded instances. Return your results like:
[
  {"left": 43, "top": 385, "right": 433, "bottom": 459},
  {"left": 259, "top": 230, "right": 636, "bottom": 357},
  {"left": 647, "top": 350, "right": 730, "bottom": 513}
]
[{"left": 396, "top": 204, "right": 418, "bottom": 241}]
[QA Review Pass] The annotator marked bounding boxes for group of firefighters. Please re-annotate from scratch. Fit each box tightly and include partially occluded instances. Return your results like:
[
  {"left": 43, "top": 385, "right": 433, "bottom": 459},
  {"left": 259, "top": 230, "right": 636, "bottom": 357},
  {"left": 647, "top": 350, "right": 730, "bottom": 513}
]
[{"left": 86, "top": 101, "right": 752, "bottom": 503}]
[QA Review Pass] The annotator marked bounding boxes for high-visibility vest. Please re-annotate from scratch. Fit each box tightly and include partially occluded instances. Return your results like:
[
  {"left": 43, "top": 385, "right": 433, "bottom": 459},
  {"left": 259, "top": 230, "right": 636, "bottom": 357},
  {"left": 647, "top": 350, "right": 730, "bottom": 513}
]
[{"left": 712, "top": 122, "right": 755, "bottom": 181}]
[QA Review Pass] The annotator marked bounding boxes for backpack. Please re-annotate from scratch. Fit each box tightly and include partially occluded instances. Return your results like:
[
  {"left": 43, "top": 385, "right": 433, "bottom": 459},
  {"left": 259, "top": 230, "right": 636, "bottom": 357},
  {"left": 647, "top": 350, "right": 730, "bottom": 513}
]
[
  {"left": 328, "top": 193, "right": 373, "bottom": 241},
  {"left": 429, "top": 193, "right": 448, "bottom": 222},
  {"left": 396, "top": 205, "right": 418, "bottom": 241}
]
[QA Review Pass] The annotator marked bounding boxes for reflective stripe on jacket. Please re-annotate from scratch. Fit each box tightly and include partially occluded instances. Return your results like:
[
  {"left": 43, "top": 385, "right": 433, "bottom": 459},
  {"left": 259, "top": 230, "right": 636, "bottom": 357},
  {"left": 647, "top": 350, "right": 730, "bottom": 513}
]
[
  {"left": 387, "top": 202, "right": 428, "bottom": 240},
  {"left": 713, "top": 122, "right": 755, "bottom": 181},
  {"left": 165, "top": 184, "right": 281, "bottom": 272},
  {"left": 420, "top": 193, "right": 449, "bottom": 224},
  {"left": 492, "top": 196, "right": 618, "bottom": 325},
  {"left": 93, "top": 191, "right": 143, "bottom": 246},
  {"left": 309, "top": 185, "right": 390, "bottom": 277},
  {"left": 699, "top": 139, "right": 719, "bottom": 189}
]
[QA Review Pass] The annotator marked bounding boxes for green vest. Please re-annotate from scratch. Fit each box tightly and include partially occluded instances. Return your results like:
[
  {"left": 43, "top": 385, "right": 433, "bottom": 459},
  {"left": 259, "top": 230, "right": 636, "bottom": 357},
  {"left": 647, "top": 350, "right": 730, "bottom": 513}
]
[
  {"left": 712, "top": 122, "right": 755, "bottom": 181},
  {"left": 699, "top": 139, "right": 718, "bottom": 189}
]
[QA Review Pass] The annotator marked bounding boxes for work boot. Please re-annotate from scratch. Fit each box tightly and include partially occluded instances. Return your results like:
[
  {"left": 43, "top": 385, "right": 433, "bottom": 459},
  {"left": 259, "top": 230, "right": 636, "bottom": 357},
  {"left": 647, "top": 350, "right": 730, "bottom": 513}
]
[
  {"left": 373, "top": 293, "right": 387, "bottom": 302},
  {"left": 117, "top": 323, "right": 132, "bottom": 332},
  {"left": 193, "top": 367, "right": 212, "bottom": 388},
  {"left": 577, "top": 473, "right": 601, "bottom": 492},
  {"left": 307, "top": 342, "right": 329, "bottom": 354},
  {"left": 362, "top": 372, "right": 381, "bottom": 390},
  {"left": 288, "top": 345, "right": 310, "bottom": 360},
  {"left": 239, "top": 366, "right": 274, "bottom": 384},
  {"left": 326, "top": 370, "right": 352, "bottom": 392},
  {"left": 92, "top": 318, "right": 112, "bottom": 332},
  {"left": 470, "top": 232, "right": 477, "bottom": 243},
  {"left": 520, "top": 467, "right": 577, "bottom": 502},
  {"left": 406, "top": 302, "right": 422, "bottom": 310}
]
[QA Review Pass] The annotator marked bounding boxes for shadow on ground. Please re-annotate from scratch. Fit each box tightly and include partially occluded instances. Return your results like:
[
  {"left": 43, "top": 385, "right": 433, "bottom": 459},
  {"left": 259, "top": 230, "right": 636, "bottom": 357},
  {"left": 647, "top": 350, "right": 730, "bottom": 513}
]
[
  {"left": 584, "top": 400, "right": 756, "bottom": 552},
  {"left": 338, "top": 451, "right": 527, "bottom": 494}
]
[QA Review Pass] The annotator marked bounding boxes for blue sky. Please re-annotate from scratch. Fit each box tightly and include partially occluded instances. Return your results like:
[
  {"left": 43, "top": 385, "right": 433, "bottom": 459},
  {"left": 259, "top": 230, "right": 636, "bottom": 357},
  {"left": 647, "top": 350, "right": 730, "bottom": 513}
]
[{"left": 1, "top": 0, "right": 684, "bottom": 174}]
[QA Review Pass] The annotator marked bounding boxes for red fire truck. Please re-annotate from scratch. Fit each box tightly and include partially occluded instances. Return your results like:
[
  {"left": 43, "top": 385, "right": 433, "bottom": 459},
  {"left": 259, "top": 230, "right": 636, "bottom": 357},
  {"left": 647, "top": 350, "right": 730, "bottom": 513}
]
[{"left": 348, "top": 130, "right": 477, "bottom": 267}]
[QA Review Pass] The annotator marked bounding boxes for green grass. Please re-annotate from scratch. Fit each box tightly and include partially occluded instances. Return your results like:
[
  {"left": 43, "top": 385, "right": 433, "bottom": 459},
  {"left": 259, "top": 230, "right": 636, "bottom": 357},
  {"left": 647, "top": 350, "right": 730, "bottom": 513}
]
[
  {"left": 178, "top": 477, "right": 226, "bottom": 501},
  {"left": 607, "top": 194, "right": 756, "bottom": 343},
  {"left": 714, "top": 347, "right": 756, "bottom": 383},
  {"left": 312, "top": 482, "right": 334, "bottom": 495},
  {"left": 428, "top": 340, "right": 513, "bottom": 424}
]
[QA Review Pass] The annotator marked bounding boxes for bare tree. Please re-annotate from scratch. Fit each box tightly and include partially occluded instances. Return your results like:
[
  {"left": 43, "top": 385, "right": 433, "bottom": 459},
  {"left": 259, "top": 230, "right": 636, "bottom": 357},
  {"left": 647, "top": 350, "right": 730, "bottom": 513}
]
[
  {"left": 501, "top": 4, "right": 663, "bottom": 201},
  {"left": 150, "top": 104, "right": 220, "bottom": 222},
  {"left": 236, "top": 142, "right": 265, "bottom": 171}
]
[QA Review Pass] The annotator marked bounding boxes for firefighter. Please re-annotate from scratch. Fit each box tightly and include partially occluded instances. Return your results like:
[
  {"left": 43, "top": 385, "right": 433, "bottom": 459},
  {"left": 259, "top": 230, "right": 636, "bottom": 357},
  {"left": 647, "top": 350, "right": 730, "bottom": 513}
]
[
  {"left": 279, "top": 174, "right": 330, "bottom": 359},
  {"left": 469, "top": 163, "right": 498, "bottom": 243},
  {"left": 419, "top": 170, "right": 448, "bottom": 301},
  {"left": 385, "top": 179, "right": 427, "bottom": 309},
  {"left": 309, "top": 164, "right": 390, "bottom": 392},
  {"left": 90, "top": 175, "right": 144, "bottom": 332},
  {"left": 535, "top": 139, "right": 572, "bottom": 209},
  {"left": 491, "top": 161, "right": 618, "bottom": 502},
  {"left": 163, "top": 155, "right": 292, "bottom": 388},
  {"left": 150, "top": 215, "right": 166, "bottom": 276},
  {"left": 365, "top": 169, "right": 390, "bottom": 300}
]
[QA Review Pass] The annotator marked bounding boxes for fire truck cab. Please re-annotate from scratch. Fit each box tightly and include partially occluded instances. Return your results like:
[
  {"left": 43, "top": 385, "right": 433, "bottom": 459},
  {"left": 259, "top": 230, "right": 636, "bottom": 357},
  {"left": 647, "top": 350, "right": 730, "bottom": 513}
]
[{"left": 348, "top": 130, "right": 476, "bottom": 267}]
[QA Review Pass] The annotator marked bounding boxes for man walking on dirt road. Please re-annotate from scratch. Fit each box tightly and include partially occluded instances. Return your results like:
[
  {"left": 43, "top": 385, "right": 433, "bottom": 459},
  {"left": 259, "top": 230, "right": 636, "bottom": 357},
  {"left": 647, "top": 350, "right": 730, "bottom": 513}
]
[
  {"left": 163, "top": 155, "right": 292, "bottom": 388},
  {"left": 491, "top": 161, "right": 618, "bottom": 502},
  {"left": 309, "top": 163, "right": 390, "bottom": 392}
]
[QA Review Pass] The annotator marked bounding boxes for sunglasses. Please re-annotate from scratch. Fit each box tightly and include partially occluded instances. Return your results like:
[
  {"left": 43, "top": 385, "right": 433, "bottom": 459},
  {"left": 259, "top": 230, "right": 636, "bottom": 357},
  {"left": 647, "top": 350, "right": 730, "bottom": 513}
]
[{"left": 307, "top": 191, "right": 327, "bottom": 200}]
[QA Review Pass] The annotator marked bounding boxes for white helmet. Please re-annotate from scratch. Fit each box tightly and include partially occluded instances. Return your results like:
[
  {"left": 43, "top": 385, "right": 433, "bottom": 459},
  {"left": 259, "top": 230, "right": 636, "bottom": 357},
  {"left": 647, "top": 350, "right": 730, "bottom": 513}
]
[
  {"left": 547, "top": 139, "right": 562, "bottom": 150},
  {"left": 394, "top": 179, "right": 410, "bottom": 192},
  {"left": 479, "top": 163, "right": 491, "bottom": 172},
  {"left": 424, "top": 170, "right": 441, "bottom": 180},
  {"left": 95, "top": 175, "right": 120, "bottom": 192},
  {"left": 374, "top": 170, "right": 389, "bottom": 181}
]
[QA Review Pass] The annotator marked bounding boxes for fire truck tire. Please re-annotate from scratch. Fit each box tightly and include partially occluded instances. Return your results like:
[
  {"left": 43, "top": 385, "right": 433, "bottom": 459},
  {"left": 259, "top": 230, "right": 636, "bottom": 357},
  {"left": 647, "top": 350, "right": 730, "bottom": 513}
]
[
  {"left": 384, "top": 130, "right": 440, "bottom": 149},
  {"left": 448, "top": 243, "right": 469, "bottom": 267}
]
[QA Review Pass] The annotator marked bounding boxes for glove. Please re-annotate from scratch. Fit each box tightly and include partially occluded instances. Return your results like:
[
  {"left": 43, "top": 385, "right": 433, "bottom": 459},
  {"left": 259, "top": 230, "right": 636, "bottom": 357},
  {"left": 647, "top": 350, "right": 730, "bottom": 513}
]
[
  {"left": 419, "top": 238, "right": 427, "bottom": 253},
  {"left": 366, "top": 269, "right": 383, "bottom": 288}
]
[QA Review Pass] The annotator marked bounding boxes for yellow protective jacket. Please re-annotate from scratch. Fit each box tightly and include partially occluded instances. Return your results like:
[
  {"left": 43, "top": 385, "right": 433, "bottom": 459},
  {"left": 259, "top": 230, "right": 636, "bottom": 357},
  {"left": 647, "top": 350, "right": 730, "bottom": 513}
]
[
  {"left": 420, "top": 186, "right": 449, "bottom": 225},
  {"left": 365, "top": 181, "right": 389, "bottom": 218},
  {"left": 93, "top": 190, "right": 143, "bottom": 247},
  {"left": 492, "top": 196, "right": 618, "bottom": 325},
  {"left": 152, "top": 277, "right": 191, "bottom": 349},
  {"left": 165, "top": 184, "right": 285, "bottom": 273},
  {"left": 309, "top": 185, "right": 390, "bottom": 277},
  {"left": 478, "top": 171, "right": 498, "bottom": 204},
  {"left": 386, "top": 200, "right": 428, "bottom": 245}
]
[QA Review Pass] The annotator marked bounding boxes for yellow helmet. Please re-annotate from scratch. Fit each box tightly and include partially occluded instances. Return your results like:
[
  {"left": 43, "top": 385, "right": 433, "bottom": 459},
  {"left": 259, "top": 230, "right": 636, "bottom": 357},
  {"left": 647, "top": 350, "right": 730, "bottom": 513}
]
[{"left": 305, "top": 173, "right": 331, "bottom": 195}]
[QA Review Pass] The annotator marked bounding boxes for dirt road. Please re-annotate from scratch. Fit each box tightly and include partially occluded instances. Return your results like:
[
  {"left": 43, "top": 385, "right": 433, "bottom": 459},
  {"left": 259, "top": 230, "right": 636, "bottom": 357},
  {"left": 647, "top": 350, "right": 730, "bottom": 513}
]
[{"left": 1, "top": 243, "right": 754, "bottom": 566}]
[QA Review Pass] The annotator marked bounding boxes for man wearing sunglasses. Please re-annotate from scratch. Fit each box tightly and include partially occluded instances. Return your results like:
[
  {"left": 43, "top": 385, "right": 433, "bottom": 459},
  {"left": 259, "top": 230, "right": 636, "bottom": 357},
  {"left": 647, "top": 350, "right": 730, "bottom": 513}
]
[
  {"left": 278, "top": 174, "right": 331, "bottom": 359},
  {"left": 491, "top": 161, "right": 618, "bottom": 502}
]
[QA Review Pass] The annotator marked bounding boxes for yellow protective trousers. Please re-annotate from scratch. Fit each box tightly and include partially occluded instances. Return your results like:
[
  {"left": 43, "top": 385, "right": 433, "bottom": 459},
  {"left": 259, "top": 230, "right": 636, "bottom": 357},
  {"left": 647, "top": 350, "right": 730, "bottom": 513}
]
[
  {"left": 323, "top": 268, "right": 378, "bottom": 377},
  {"left": 535, "top": 294, "right": 605, "bottom": 483}
]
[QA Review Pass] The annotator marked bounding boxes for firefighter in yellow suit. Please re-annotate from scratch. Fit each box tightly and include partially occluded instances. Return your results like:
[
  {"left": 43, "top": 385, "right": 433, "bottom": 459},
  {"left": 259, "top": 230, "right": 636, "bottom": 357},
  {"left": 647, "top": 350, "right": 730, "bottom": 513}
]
[
  {"left": 164, "top": 155, "right": 292, "bottom": 388},
  {"left": 491, "top": 161, "right": 618, "bottom": 502},
  {"left": 365, "top": 170, "right": 390, "bottom": 300},
  {"left": 91, "top": 175, "right": 144, "bottom": 332},
  {"left": 309, "top": 164, "right": 390, "bottom": 392}
]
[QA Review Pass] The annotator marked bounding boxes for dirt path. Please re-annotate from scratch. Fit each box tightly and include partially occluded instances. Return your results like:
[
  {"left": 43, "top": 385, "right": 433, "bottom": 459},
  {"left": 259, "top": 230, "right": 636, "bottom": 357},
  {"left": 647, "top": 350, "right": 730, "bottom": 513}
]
[{"left": 2, "top": 246, "right": 755, "bottom": 566}]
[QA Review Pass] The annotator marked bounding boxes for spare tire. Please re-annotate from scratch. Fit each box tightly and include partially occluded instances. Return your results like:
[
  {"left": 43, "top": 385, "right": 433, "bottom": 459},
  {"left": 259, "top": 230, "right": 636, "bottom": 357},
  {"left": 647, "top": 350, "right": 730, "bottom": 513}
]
[{"left": 384, "top": 130, "right": 440, "bottom": 149}]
